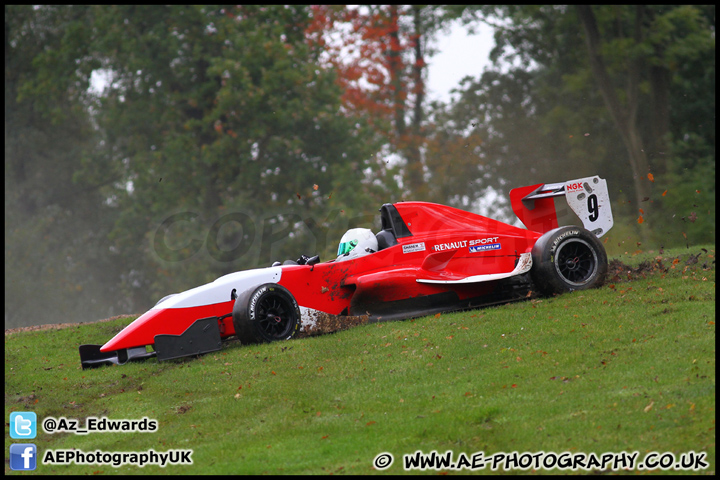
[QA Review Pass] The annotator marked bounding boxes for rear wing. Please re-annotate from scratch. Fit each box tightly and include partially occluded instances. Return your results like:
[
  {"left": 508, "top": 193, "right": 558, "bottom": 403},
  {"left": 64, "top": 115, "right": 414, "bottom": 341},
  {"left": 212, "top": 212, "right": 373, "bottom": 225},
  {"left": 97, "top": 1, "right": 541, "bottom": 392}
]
[{"left": 509, "top": 175, "right": 613, "bottom": 237}]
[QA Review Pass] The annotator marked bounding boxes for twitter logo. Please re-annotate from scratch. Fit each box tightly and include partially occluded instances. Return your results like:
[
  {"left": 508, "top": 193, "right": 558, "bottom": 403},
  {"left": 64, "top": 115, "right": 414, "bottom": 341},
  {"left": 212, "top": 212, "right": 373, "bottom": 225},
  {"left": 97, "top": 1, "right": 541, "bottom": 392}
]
[{"left": 10, "top": 412, "right": 37, "bottom": 439}]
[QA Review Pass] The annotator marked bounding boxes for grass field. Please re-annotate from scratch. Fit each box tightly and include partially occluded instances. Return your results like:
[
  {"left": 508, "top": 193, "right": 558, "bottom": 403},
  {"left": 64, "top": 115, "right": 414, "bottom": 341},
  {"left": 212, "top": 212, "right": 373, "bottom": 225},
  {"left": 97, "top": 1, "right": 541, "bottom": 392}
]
[{"left": 5, "top": 245, "right": 715, "bottom": 475}]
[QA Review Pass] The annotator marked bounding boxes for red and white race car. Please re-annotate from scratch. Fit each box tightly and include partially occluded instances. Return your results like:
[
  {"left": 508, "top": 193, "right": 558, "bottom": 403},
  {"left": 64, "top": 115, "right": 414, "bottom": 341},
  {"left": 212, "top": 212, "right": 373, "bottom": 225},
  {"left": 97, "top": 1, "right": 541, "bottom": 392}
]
[{"left": 80, "top": 175, "right": 613, "bottom": 369}]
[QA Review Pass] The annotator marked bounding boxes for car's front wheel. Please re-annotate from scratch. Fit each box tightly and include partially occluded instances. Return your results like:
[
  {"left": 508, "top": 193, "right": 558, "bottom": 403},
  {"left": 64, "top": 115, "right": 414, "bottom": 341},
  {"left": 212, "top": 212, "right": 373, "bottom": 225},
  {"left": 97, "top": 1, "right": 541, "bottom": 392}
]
[
  {"left": 530, "top": 226, "right": 608, "bottom": 296},
  {"left": 232, "top": 283, "right": 301, "bottom": 344}
]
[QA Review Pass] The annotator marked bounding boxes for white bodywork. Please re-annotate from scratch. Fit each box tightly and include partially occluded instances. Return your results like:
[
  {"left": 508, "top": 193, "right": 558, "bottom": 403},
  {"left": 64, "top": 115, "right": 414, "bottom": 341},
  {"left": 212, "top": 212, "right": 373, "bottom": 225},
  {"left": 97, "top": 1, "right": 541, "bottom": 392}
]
[
  {"left": 153, "top": 267, "right": 282, "bottom": 310},
  {"left": 153, "top": 266, "right": 319, "bottom": 330}
]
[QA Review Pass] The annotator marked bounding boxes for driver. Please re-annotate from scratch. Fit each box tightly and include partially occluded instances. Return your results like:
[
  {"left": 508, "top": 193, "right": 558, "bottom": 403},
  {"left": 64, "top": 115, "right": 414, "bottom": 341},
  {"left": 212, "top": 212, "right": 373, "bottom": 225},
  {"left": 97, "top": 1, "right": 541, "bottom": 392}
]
[{"left": 336, "top": 228, "right": 378, "bottom": 261}]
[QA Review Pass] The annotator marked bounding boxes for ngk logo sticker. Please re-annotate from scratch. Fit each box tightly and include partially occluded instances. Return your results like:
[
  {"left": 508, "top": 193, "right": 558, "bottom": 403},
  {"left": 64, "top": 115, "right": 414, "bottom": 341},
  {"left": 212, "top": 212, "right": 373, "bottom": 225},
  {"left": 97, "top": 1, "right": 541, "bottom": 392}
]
[{"left": 566, "top": 182, "right": 585, "bottom": 192}]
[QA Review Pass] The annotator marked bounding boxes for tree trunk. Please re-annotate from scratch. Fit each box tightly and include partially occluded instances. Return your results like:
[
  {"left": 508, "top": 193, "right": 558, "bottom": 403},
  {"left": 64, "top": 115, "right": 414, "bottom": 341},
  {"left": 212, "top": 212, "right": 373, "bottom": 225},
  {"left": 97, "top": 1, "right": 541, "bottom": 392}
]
[
  {"left": 405, "top": 4, "right": 426, "bottom": 196},
  {"left": 387, "top": 5, "right": 405, "bottom": 138},
  {"left": 648, "top": 64, "right": 671, "bottom": 174},
  {"left": 576, "top": 5, "right": 652, "bottom": 236}
]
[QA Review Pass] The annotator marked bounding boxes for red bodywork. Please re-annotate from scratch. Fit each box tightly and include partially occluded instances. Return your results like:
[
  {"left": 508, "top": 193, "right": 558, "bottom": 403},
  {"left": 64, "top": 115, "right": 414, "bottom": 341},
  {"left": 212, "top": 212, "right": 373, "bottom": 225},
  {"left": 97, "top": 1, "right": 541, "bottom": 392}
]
[
  {"left": 100, "top": 201, "right": 543, "bottom": 354},
  {"left": 276, "top": 201, "right": 541, "bottom": 314}
]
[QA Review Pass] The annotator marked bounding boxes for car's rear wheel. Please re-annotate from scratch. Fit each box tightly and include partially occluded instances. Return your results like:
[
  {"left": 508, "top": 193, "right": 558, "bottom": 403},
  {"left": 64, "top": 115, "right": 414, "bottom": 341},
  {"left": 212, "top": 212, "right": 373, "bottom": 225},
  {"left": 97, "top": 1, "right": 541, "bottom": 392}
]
[
  {"left": 232, "top": 283, "right": 300, "bottom": 344},
  {"left": 530, "top": 226, "right": 608, "bottom": 296}
]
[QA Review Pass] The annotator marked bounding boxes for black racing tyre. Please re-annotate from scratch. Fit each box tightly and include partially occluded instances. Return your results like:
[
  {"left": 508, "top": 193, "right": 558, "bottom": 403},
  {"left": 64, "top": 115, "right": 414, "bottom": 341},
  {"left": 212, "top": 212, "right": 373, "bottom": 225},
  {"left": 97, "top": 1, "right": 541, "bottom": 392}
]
[
  {"left": 232, "top": 283, "right": 301, "bottom": 344},
  {"left": 155, "top": 293, "right": 177, "bottom": 307},
  {"left": 530, "top": 226, "right": 608, "bottom": 296}
]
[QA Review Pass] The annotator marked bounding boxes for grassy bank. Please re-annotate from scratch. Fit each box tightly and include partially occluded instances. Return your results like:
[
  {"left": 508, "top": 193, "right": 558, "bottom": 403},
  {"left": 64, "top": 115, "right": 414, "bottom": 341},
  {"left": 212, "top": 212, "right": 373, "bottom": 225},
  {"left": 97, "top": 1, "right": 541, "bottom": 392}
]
[{"left": 5, "top": 245, "right": 715, "bottom": 475}]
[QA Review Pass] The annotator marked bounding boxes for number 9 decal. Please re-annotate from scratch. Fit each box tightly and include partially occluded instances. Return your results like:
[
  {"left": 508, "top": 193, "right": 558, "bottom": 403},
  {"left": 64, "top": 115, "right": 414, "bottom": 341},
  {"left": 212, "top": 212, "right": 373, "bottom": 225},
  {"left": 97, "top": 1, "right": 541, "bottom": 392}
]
[
  {"left": 564, "top": 176, "right": 613, "bottom": 237},
  {"left": 587, "top": 194, "right": 598, "bottom": 222}
]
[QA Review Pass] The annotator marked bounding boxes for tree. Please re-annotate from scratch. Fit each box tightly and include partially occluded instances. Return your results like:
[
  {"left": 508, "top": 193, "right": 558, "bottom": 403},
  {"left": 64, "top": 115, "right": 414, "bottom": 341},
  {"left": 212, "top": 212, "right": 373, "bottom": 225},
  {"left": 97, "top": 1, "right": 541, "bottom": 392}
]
[
  {"left": 8, "top": 5, "right": 390, "bottom": 320},
  {"left": 443, "top": 5, "right": 715, "bottom": 244},
  {"left": 5, "top": 5, "right": 126, "bottom": 327},
  {"left": 307, "top": 5, "right": 447, "bottom": 197},
  {"left": 92, "top": 5, "right": 395, "bottom": 305}
]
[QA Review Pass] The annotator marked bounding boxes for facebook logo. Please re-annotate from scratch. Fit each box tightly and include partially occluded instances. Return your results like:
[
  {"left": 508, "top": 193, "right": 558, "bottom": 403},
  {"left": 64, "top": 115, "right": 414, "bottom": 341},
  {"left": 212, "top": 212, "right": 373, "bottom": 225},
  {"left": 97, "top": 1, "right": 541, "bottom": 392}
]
[
  {"left": 10, "top": 411, "right": 37, "bottom": 439},
  {"left": 10, "top": 444, "right": 37, "bottom": 471}
]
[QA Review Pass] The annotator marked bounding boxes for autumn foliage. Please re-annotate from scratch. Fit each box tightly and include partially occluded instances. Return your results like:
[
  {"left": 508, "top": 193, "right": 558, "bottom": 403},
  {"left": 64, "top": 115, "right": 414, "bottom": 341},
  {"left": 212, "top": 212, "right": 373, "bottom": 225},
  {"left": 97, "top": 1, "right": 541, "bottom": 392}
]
[{"left": 305, "top": 6, "right": 427, "bottom": 157}]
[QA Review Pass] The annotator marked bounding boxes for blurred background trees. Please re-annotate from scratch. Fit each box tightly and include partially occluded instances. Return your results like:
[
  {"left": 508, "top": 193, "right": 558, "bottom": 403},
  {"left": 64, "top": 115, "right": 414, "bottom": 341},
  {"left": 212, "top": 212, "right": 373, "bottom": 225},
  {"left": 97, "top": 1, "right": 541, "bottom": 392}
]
[{"left": 5, "top": 5, "right": 714, "bottom": 328}]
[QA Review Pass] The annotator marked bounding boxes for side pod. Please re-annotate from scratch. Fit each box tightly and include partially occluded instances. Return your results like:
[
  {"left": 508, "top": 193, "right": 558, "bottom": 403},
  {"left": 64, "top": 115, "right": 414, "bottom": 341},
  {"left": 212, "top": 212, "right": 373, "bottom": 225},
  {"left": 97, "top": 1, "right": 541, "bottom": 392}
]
[{"left": 153, "top": 316, "right": 223, "bottom": 362}]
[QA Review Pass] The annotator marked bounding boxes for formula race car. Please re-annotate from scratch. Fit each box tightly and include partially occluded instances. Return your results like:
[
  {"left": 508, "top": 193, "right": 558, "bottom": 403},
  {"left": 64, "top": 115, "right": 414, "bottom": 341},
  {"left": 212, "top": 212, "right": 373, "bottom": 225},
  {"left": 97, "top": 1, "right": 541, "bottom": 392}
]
[{"left": 80, "top": 175, "right": 613, "bottom": 369}]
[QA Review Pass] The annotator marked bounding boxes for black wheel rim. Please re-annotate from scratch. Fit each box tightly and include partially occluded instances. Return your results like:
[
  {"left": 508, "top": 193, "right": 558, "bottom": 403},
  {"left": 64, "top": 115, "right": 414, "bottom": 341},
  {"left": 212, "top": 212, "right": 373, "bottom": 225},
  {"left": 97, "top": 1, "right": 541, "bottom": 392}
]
[
  {"left": 256, "top": 294, "right": 294, "bottom": 339},
  {"left": 554, "top": 239, "right": 597, "bottom": 286}
]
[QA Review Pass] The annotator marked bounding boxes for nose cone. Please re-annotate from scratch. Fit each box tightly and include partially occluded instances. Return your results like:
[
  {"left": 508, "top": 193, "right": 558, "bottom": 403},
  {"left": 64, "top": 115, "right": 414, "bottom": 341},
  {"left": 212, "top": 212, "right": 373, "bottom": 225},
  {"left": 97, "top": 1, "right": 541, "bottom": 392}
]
[
  {"left": 101, "top": 266, "right": 283, "bottom": 352},
  {"left": 99, "top": 301, "right": 233, "bottom": 352},
  {"left": 100, "top": 309, "right": 169, "bottom": 352}
]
